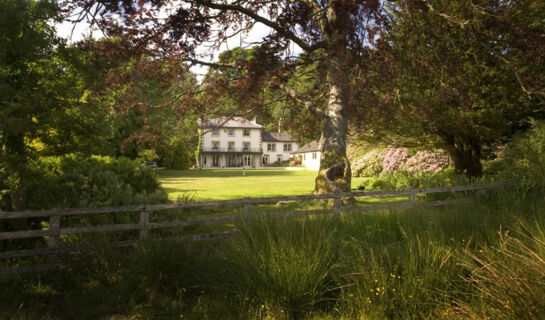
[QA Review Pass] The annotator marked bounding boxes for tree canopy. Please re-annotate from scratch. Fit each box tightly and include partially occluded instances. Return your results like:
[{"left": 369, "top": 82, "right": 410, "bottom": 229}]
[
  {"left": 357, "top": 0, "right": 545, "bottom": 177},
  {"left": 69, "top": 0, "right": 385, "bottom": 192}
]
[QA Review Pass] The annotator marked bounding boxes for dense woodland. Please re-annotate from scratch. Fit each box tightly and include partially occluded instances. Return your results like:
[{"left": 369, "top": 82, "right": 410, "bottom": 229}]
[{"left": 1, "top": 0, "right": 544, "bottom": 210}]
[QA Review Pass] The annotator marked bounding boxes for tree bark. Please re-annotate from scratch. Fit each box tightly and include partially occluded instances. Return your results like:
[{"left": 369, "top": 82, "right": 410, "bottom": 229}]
[
  {"left": 447, "top": 141, "right": 483, "bottom": 178},
  {"left": 314, "top": 0, "right": 352, "bottom": 194}
]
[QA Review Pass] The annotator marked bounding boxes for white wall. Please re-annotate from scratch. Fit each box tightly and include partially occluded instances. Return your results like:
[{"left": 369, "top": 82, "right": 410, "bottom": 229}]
[
  {"left": 297, "top": 151, "right": 321, "bottom": 171},
  {"left": 200, "top": 127, "right": 262, "bottom": 168},
  {"left": 261, "top": 142, "right": 299, "bottom": 163},
  {"left": 202, "top": 127, "right": 262, "bottom": 152}
]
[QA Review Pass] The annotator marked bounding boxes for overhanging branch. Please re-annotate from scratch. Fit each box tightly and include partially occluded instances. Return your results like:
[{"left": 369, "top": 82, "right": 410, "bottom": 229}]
[
  {"left": 184, "top": 58, "right": 239, "bottom": 69},
  {"left": 276, "top": 82, "right": 326, "bottom": 119},
  {"left": 194, "top": 0, "right": 312, "bottom": 51}
]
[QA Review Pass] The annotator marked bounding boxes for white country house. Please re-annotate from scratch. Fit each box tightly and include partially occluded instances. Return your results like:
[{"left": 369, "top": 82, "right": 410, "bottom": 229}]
[
  {"left": 262, "top": 132, "right": 299, "bottom": 165},
  {"left": 291, "top": 140, "right": 322, "bottom": 171},
  {"left": 198, "top": 117, "right": 299, "bottom": 168}
]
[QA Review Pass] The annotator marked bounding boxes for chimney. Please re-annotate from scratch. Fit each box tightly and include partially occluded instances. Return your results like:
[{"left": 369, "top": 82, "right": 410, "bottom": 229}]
[{"left": 277, "top": 117, "right": 283, "bottom": 133}]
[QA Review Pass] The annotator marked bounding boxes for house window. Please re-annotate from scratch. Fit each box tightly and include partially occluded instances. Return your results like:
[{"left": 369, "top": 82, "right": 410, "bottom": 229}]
[
  {"left": 228, "top": 141, "right": 235, "bottom": 151},
  {"left": 277, "top": 155, "right": 282, "bottom": 163},
  {"left": 212, "top": 129, "right": 220, "bottom": 136},
  {"left": 243, "top": 129, "right": 250, "bottom": 137},
  {"left": 212, "top": 141, "right": 220, "bottom": 150},
  {"left": 312, "top": 152, "right": 317, "bottom": 160},
  {"left": 228, "top": 129, "right": 235, "bottom": 136},
  {"left": 212, "top": 155, "right": 219, "bottom": 167},
  {"left": 283, "top": 143, "right": 292, "bottom": 152},
  {"left": 267, "top": 143, "right": 276, "bottom": 152},
  {"left": 263, "top": 155, "right": 269, "bottom": 165},
  {"left": 202, "top": 156, "right": 207, "bottom": 165},
  {"left": 243, "top": 142, "right": 250, "bottom": 151}
]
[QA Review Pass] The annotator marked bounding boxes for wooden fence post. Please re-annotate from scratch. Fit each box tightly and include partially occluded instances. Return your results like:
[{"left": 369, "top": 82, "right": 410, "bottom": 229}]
[
  {"left": 409, "top": 193, "right": 416, "bottom": 205},
  {"left": 244, "top": 198, "right": 252, "bottom": 215},
  {"left": 334, "top": 193, "right": 342, "bottom": 218},
  {"left": 47, "top": 215, "right": 60, "bottom": 263},
  {"left": 139, "top": 207, "right": 149, "bottom": 240}
]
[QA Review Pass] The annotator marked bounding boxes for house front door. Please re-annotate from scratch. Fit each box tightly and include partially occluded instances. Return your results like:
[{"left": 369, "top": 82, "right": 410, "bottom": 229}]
[
  {"left": 244, "top": 155, "right": 251, "bottom": 167},
  {"left": 212, "top": 155, "right": 220, "bottom": 167}
]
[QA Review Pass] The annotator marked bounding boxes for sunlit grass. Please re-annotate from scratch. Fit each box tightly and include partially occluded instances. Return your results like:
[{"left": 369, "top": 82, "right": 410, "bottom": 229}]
[{"left": 158, "top": 169, "right": 369, "bottom": 200}]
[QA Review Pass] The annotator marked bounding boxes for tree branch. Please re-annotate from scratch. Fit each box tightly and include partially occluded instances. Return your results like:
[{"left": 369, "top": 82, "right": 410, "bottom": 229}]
[
  {"left": 193, "top": 0, "right": 312, "bottom": 51},
  {"left": 184, "top": 58, "right": 239, "bottom": 69},
  {"left": 275, "top": 82, "right": 326, "bottom": 119}
]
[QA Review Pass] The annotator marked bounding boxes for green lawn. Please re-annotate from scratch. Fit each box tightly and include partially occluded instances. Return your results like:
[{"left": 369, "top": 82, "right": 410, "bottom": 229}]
[{"left": 158, "top": 169, "right": 369, "bottom": 200}]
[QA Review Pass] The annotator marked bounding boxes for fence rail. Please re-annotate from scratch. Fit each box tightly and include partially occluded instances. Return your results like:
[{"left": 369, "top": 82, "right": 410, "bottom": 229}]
[{"left": 0, "top": 182, "right": 510, "bottom": 276}]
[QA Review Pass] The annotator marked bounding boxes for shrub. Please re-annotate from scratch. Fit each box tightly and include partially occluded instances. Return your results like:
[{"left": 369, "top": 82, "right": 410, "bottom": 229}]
[
  {"left": 359, "top": 169, "right": 471, "bottom": 191},
  {"left": 382, "top": 148, "right": 410, "bottom": 174},
  {"left": 351, "top": 147, "right": 450, "bottom": 177},
  {"left": 489, "top": 120, "right": 545, "bottom": 182},
  {"left": 404, "top": 150, "right": 450, "bottom": 175},
  {"left": 4, "top": 154, "right": 167, "bottom": 210},
  {"left": 351, "top": 148, "right": 385, "bottom": 177},
  {"left": 158, "top": 137, "right": 192, "bottom": 170}
]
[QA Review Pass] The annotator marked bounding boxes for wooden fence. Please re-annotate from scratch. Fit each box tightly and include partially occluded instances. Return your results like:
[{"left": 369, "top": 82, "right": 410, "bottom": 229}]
[{"left": 0, "top": 182, "right": 509, "bottom": 276}]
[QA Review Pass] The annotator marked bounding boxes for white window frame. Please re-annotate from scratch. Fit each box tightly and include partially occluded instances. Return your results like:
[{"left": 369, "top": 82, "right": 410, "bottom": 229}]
[
  {"left": 228, "top": 129, "right": 235, "bottom": 137},
  {"left": 212, "top": 129, "right": 220, "bottom": 136},
  {"left": 212, "top": 141, "right": 220, "bottom": 150},
  {"left": 267, "top": 143, "right": 276, "bottom": 152},
  {"left": 228, "top": 141, "right": 235, "bottom": 151},
  {"left": 243, "top": 129, "right": 250, "bottom": 137},
  {"left": 283, "top": 143, "right": 291, "bottom": 152}
]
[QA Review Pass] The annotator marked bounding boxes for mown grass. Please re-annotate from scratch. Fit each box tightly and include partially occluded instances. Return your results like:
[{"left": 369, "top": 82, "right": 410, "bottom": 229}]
[
  {"left": 158, "top": 169, "right": 370, "bottom": 200},
  {"left": 1, "top": 186, "right": 545, "bottom": 319}
]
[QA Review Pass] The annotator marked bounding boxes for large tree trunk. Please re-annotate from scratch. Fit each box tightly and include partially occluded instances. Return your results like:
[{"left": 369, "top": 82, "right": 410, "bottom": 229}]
[
  {"left": 314, "top": 3, "right": 352, "bottom": 194},
  {"left": 446, "top": 140, "right": 483, "bottom": 178}
]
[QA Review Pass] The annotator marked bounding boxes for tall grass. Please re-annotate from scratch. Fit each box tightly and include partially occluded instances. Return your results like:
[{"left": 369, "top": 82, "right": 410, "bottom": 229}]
[
  {"left": 222, "top": 215, "right": 340, "bottom": 319},
  {"left": 458, "top": 224, "right": 545, "bottom": 320},
  {"left": 2, "top": 187, "right": 545, "bottom": 319}
]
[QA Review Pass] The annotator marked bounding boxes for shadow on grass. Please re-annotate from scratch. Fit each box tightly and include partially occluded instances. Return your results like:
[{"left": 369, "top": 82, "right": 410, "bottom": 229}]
[{"left": 159, "top": 169, "right": 312, "bottom": 179}]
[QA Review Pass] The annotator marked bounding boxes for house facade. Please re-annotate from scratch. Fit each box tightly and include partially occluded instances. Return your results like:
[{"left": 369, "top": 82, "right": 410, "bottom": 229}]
[
  {"left": 198, "top": 117, "right": 299, "bottom": 168},
  {"left": 291, "top": 140, "right": 322, "bottom": 171},
  {"left": 261, "top": 132, "right": 299, "bottom": 165}
]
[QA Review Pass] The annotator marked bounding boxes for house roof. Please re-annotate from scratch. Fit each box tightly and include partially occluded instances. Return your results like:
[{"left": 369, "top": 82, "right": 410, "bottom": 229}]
[
  {"left": 262, "top": 132, "right": 298, "bottom": 142},
  {"left": 291, "top": 140, "right": 322, "bottom": 154},
  {"left": 198, "top": 117, "right": 263, "bottom": 129}
]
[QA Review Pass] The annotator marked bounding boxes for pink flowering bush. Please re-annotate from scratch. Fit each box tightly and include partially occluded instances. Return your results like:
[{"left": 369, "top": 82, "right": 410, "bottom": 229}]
[
  {"left": 404, "top": 150, "right": 450, "bottom": 175},
  {"left": 382, "top": 148, "right": 409, "bottom": 174},
  {"left": 352, "top": 147, "right": 450, "bottom": 177},
  {"left": 351, "top": 149, "right": 385, "bottom": 177}
]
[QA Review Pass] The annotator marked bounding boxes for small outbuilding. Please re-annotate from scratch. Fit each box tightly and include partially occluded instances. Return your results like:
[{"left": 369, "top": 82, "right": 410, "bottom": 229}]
[{"left": 291, "top": 140, "right": 322, "bottom": 171}]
